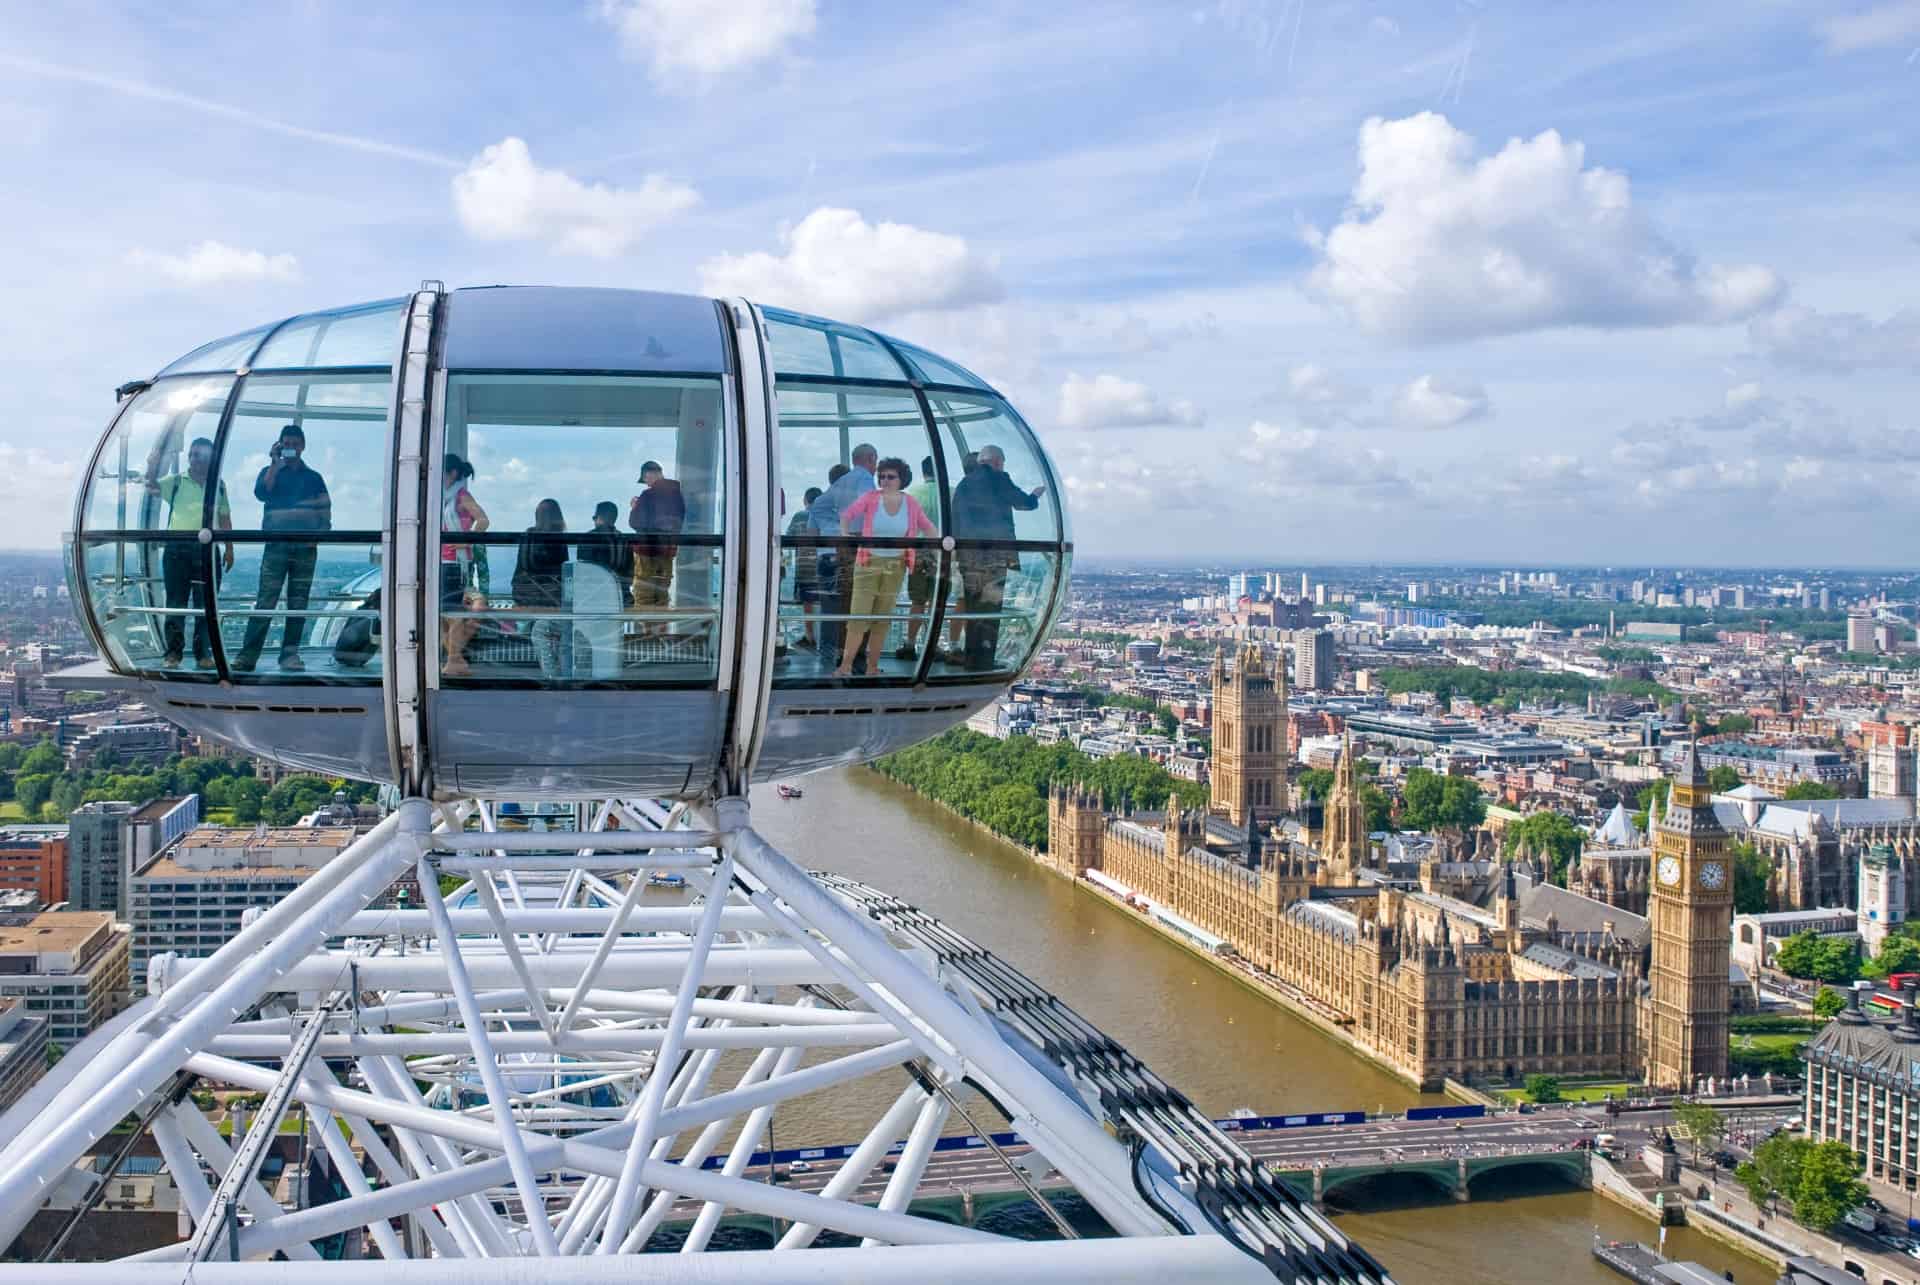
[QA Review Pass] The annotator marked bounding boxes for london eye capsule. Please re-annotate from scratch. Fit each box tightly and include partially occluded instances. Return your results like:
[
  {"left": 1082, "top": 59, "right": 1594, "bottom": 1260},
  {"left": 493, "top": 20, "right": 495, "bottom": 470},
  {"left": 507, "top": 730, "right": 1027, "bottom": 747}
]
[{"left": 66, "top": 286, "right": 1070, "bottom": 796}]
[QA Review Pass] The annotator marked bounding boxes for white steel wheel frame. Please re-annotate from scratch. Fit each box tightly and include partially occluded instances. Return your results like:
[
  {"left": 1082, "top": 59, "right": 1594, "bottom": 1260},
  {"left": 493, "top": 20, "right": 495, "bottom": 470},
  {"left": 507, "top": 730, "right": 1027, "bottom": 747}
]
[{"left": 0, "top": 794, "right": 1275, "bottom": 1282}]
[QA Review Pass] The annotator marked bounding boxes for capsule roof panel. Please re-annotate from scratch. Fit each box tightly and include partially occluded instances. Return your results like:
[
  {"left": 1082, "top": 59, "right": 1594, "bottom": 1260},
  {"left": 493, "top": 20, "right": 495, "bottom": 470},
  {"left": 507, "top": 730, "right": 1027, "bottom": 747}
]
[{"left": 443, "top": 287, "right": 731, "bottom": 375}]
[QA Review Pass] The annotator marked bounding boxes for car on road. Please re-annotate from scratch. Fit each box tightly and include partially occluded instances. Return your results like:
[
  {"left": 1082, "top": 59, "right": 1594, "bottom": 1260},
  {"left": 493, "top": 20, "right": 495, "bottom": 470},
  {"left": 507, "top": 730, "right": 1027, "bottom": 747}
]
[
  {"left": 1709, "top": 1149, "right": 1739, "bottom": 1168},
  {"left": 790, "top": 1160, "right": 814, "bottom": 1173}
]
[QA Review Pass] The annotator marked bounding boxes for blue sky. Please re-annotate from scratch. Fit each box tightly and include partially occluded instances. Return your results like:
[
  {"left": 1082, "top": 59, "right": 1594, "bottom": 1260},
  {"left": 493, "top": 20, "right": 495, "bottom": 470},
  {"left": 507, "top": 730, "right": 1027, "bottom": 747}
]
[{"left": 4, "top": 1, "right": 1917, "bottom": 564}]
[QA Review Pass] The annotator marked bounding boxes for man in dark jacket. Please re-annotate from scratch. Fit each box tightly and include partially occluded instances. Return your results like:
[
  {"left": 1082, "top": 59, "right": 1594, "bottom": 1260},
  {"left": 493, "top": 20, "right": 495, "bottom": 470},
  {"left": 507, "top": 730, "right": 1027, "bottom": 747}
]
[
  {"left": 950, "top": 444, "right": 1045, "bottom": 671},
  {"left": 235, "top": 424, "right": 331, "bottom": 672},
  {"left": 628, "top": 461, "right": 685, "bottom": 616},
  {"left": 579, "top": 500, "right": 634, "bottom": 607}
]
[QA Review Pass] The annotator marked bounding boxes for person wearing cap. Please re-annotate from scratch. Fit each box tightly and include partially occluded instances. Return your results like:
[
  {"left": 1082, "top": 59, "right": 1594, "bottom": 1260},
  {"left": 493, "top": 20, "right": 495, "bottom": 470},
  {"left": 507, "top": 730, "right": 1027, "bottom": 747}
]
[
  {"left": 578, "top": 500, "right": 634, "bottom": 608},
  {"left": 144, "top": 434, "right": 233, "bottom": 667},
  {"left": 627, "top": 460, "right": 686, "bottom": 619}
]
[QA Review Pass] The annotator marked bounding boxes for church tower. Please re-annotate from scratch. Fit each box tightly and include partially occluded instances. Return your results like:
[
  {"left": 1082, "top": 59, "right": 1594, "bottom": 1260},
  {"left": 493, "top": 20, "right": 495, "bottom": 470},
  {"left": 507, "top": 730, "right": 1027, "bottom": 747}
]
[
  {"left": 1320, "top": 733, "right": 1370, "bottom": 887},
  {"left": 1210, "top": 645, "right": 1288, "bottom": 829},
  {"left": 1645, "top": 746, "right": 1733, "bottom": 1091},
  {"left": 1047, "top": 783, "right": 1106, "bottom": 879}
]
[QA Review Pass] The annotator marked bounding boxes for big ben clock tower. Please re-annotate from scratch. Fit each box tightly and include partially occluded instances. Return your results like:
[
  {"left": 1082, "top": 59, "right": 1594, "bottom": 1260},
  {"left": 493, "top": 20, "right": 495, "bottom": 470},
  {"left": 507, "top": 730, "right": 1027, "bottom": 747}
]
[{"left": 1646, "top": 745, "right": 1733, "bottom": 1091}]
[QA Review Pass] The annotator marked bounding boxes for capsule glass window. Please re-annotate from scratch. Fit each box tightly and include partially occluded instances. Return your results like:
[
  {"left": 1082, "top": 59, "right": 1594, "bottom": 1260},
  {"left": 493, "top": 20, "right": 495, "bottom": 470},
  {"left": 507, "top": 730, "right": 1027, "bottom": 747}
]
[
  {"left": 772, "top": 382, "right": 938, "bottom": 685},
  {"left": 219, "top": 373, "right": 392, "bottom": 533},
  {"left": 251, "top": 300, "right": 406, "bottom": 370},
  {"left": 925, "top": 392, "right": 1060, "bottom": 545},
  {"left": 437, "top": 373, "right": 726, "bottom": 687},
  {"left": 82, "top": 378, "right": 232, "bottom": 535}
]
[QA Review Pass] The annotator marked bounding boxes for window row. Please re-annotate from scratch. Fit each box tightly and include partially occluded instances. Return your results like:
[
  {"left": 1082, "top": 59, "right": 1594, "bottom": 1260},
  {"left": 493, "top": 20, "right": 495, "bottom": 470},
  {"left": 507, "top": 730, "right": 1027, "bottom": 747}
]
[{"left": 79, "top": 536, "right": 1062, "bottom": 688}]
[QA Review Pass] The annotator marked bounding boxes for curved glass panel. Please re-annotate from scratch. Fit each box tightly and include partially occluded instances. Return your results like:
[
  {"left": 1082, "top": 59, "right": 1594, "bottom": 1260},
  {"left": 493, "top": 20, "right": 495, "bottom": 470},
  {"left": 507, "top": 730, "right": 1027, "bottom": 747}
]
[
  {"left": 882, "top": 337, "right": 992, "bottom": 390},
  {"left": 444, "top": 287, "right": 727, "bottom": 374},
  {"left": 926, "top": 549, "right": 1063, "bottom": 679},
  {"left": 925, "top": 392, "right": 1060, "bottom": 544},
  {"left": 252, "top": 299, "right": 405, "bottom": 369},
  {"left": 773, "top": 381, "right": 940, "bottom": 685},
  {"left": 214, "top": 540, "right": 382, "bottom": 679},
  {"left": 219, "top": 373, "right": 391, "bottom": 532},
  {"left": 82, "top": 538, "right": 218, "bottom": 676},
  {"left": 157, "top": 326, "right": 273, "bottom": 377},
  {"left": 82, "top": 378, "right": 233, "bottom": 534},
  {"left": 762, "top": 310, "right": 908, "bottom": 382},
  {"left": 439, "top": 373, "right": 726, "bottom": 687}
]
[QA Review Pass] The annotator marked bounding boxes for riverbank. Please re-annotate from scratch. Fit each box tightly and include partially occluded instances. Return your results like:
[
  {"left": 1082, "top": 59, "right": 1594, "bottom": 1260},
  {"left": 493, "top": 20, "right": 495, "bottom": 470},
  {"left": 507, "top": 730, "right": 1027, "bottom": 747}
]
[{"left": 862, "top": 766, "right": 1442, "bottom": 1091}]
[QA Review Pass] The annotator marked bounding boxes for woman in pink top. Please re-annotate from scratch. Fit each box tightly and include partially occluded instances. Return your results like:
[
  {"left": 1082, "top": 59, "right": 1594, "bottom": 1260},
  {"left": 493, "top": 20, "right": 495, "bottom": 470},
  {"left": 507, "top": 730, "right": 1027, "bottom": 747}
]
[{"left": 835, "top": 456, "right": 937, "bottom": 678}]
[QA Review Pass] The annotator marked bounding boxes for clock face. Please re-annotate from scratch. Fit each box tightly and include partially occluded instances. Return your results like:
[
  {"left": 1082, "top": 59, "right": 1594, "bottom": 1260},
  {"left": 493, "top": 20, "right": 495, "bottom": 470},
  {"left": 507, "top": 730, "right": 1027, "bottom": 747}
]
[
  {"left": 1658, "top": 856, "right": 1682, "bottom": 886},
  {"left": 1700, "top": 861, "right": 1726, "bottom": 891}
]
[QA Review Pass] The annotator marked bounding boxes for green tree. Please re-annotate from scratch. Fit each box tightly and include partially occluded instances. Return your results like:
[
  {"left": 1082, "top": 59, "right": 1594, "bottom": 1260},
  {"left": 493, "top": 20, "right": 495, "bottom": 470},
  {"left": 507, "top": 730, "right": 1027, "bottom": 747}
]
[
  {"left": 1295, "top": 768, "right": 1335, "bottom": 802},
  {"left": 1773, "top": 930, "right": 1860, "bottom": 984},
  {"left": 1783, "top": 780, "right": 1842, "bottom": 801},
  {"left": 1864, "top": 934, "right": 1920, "bottom": 980},
  {"left": 229, "top": 778, "right": 267, "bottom": 824},
  {"left": 1736, "top": 1135, "right": 1866, "bottom": 1230},
  {"left": 14, "top": 774, "right": 54, "bottom": 813},
  {"left": 18, "top": 740, "right": 62, "bottom": 777},
  {"left": 1716, "top": 713, "right": 1755, "bottom": 736},
  {"left": 1401, "top": 769, "right": 1485, "bottom": 832},
  {"left": 0, "top": 743, "right": 22, "bottom": 773},
  {"left": 1523, "top": 1074, "right": 1562, "bottom": 1104},
  {"left": 1502, "top": 811, "right": 1584, "bottom": 885},
  {"left": 1706, "top": 765, "right": 1743, "bottom": 793},
  {"left": 1732, "top": 843, "right": 1772, "bottom": 915},
  {"left": 1812, "top": 987, "right": 1847, "bottom": 1019},
  {"left": 1672, "top": 1100, "right": 1725, "bottom": 1166},
  {"left": 1360, "top": 785, "right": 1394, "bottom": 834}
]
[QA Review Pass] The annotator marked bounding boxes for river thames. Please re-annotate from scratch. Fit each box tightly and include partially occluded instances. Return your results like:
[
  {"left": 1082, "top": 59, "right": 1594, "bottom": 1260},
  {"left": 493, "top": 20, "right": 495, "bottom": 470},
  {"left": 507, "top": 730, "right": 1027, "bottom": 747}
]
[{"left": 747, "top": 767, "right": 1774, "bottom": 1284}]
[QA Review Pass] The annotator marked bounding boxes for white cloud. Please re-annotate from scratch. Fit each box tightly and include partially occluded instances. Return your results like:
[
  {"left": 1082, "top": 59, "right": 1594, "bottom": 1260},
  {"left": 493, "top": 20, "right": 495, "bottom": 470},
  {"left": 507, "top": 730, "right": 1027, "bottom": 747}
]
[
  {"left": 596, "top": 0, "right": 816, "bottom": 82},
  {"left": 452, "top": 137, "right": 698, "bottom": 257},
  {"left": 1368, "top": 15, "right": 1402, "bottom": 37},
  {"left": 1287, "top": 362, "right": 1360, "bottom": 407},
  {"left": 1306, "top": 112, "right": 1784, "bottom": 341},
  {"left": 1748, "top": 304, "right": 1920, "bottom": 372},
  {"left": 1390, "top": 374, "right": 1490, "bottom": 428},
  {"left": 1056, "top": 372, "right": 1201, "bottom": 430},
  {"left": 699, "top": 207, "right": 1003, "bottom": 323},
  {"left": 1817, "top": 1, "right": 1920, "bottom": 52},
  {"left": 1724, "top": 381, "right": 1765, "bottom": 408},
  {"left": 1240, "top": 423, "right": 1422, "bottom": 505},
  {"left": 124, "top": 240, "right": 299, "bottom": 286}
]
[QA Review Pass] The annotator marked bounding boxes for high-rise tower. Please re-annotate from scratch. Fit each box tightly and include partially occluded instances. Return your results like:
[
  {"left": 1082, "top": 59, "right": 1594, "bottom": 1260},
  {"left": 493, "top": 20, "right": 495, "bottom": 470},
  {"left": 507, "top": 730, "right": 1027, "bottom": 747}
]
[
  {"left": 1210, "top": 645, "right": 1287, "bottom": 828},
  {"left": 1645, "top": 746, "right": 1733, "bottom": 1091}
]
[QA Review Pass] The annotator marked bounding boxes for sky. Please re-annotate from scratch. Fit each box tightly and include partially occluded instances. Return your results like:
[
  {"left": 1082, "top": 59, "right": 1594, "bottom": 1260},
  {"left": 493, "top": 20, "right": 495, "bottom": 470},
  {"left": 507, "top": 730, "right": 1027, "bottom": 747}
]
[{"left": 3, "top": 0, "right": 1918, "bottom": 566}]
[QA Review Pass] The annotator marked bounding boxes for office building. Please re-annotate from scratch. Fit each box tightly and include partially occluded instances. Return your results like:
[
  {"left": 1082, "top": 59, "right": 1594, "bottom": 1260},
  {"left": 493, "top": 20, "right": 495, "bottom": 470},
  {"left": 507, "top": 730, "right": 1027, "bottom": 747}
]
[
  {"left": 1848, "top": 612, "right": 1875, "bottom": 654},
  {"left": 1290, "top": 628, "right": 1334, "bottom": 692},
  {"left": 127, "top": 826, "right": 401, "bottom": 984},
  {"left": 1803, "top": 990, "right": 1920, "bottom": 1192},
  {"left": 0, "top": 999, "right": 47, "bottom": 1111},
  {"left": 0, "top": 912, "right": 129, "bottom": 1047},
  {"left": 0, "top": 827, "right": 68, "bottom": 908},
  {"left": 119, "top": 796, "right": 199, "bottom": 918},
  {"left": 65, "top": 801, "right": 132, "bottom": 916},
  {"left": 1869, "top": 740, "right": 1917, "bottom": 812}
]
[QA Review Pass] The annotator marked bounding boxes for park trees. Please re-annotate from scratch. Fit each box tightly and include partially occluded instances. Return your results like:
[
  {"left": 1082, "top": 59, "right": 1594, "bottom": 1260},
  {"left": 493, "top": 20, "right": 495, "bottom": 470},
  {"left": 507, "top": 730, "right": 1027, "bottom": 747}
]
[
  {"left": 1732, "top": 843, "right": 1772, "bottom": 915},
  {"left": 1783, "top": 781, "right": 1842, "bottom": 801},
  {"left": 1401, "top": 769, "right": 1485, "bottom": 833},
  {"left": 1812, "top": 987, "right": 1846, "bottom": 1019}
]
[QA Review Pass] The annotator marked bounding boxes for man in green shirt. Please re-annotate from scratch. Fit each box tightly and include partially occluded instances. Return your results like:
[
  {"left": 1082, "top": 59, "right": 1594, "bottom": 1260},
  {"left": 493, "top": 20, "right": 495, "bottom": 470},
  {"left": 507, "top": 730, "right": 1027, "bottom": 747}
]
[{"left": 145, "top": 436, "right": 233, "bottom": 668}]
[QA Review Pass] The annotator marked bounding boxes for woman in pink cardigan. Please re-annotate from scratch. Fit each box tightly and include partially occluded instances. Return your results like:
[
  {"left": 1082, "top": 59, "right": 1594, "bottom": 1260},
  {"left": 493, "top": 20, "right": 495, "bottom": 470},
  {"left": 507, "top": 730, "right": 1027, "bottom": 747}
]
[{"left": 836, "top": 456, "right": 938, "bottom": 678}]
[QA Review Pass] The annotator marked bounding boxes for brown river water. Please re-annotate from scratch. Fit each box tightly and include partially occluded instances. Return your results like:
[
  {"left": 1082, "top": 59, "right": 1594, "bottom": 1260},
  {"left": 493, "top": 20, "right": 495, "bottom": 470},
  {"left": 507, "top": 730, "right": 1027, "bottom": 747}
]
[{"left": 737, "top": 767, "right": 1773, "bottom": 1283}]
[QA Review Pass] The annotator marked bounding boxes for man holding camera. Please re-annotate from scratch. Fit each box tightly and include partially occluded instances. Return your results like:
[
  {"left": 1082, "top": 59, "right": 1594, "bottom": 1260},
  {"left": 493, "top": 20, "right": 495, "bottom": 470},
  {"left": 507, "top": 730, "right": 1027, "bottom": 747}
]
[{"left": 234, "top": 424, "right": 331, "bottom": 672}]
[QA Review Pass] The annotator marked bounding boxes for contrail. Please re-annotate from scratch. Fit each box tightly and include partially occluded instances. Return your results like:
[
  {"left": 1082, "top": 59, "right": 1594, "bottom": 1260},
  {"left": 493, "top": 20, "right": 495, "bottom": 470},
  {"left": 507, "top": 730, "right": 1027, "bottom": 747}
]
[{"left": 0, "top": 52, "right": 463, "bottom": 169}]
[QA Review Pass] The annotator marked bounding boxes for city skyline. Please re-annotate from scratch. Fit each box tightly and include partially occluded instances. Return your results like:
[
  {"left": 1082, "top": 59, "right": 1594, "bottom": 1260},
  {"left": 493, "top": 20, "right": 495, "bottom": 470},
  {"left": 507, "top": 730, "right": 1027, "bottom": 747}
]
[{"left": 5, "top": 3, "right": 1918, "bottom": 563}]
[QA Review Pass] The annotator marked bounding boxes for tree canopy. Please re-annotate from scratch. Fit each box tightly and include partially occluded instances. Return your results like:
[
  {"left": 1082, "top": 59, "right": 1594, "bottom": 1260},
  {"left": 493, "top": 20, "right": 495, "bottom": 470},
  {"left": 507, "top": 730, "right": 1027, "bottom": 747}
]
[
  {"left": 1773, "top": 929, "right": 1860, "bottom": 985},
  {"left": 872, "top": 729, "right": 1206, "bottom": 851},
  {"left": 1782, "top": 780, "right": 1842, "bottom": 801},
  {"left": 1735, "top": 1135, "right": 1866, "bottom": 1230},
  {"left": 1812, "top": 987, "right": 1846, "bottom": 1019},
  {"left": 1502, "top": 811, "right": 1583, "bottom": 884},
  {"left": 1400, "top": 768, "right": 1485, "bottom": 833},
  {"left": 1706, "top": 765, "right": 1744, "bottom": 793},
  {"left": 1732, "top": 843, "right": 1772, "bottom": 915}
]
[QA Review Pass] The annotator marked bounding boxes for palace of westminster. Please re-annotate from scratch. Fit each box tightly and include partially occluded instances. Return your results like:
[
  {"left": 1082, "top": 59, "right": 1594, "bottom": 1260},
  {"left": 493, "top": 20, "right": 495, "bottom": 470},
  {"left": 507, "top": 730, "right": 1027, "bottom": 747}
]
[{"left": 1047, "top": 646, "right": 1734, "bottom": 1091}]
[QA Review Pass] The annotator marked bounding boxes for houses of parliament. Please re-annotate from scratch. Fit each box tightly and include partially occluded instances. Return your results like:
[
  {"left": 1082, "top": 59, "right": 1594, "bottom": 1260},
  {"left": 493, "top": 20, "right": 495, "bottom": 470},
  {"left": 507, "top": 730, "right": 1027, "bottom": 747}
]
[{"left": 1046, "top": 646, "right": 1733, "bottom": 1091}]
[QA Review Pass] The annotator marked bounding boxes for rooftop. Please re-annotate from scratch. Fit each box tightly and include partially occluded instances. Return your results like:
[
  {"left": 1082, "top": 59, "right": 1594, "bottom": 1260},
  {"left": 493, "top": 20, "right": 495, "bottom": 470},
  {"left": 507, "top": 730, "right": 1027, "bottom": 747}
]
[
  {"left": 135, "top": 859, "right": 325, "bottom": 882},
  {"left": 0, "top": 911, "right": 114, "bottom": 958}
]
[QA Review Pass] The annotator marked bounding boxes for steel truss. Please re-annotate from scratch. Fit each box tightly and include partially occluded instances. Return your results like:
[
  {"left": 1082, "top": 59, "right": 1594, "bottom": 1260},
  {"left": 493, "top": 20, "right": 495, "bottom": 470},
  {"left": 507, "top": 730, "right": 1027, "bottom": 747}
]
[{"left": 0, "top": 796, "right": 1390, "bottom": 1283}]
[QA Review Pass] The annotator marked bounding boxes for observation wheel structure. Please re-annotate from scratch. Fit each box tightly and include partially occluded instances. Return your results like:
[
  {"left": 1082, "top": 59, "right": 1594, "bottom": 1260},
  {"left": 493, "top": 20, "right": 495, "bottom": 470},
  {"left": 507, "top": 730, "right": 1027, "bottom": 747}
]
[{"left": 0, "top": 286, "right": 1394, "bottom": 1282}]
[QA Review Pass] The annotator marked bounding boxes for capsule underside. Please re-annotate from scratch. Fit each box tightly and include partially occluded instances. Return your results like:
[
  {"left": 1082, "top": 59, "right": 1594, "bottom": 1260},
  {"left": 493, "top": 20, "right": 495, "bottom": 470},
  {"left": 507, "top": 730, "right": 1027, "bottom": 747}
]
[{"left": 65, "top": 286, "right": 1071, "bottom": 796}]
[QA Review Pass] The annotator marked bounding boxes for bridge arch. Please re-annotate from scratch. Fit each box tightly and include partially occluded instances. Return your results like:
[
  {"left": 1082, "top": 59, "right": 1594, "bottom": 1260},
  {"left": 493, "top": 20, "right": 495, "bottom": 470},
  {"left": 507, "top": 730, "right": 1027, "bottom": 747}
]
[
  {"left": 1463, "top": 1152, "right": 1588, "bottom": 1196},
  {"left": 1319, "top": 1165, "right": 1458, "bottom": 1208}
]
